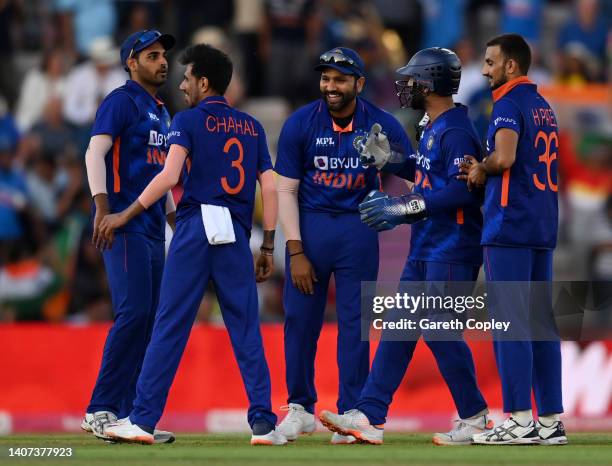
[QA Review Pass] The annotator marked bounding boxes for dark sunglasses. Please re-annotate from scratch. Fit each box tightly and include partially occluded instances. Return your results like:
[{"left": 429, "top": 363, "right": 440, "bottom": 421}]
[{"left": 128, "top": 30, "right": 162, "bottom": 60}]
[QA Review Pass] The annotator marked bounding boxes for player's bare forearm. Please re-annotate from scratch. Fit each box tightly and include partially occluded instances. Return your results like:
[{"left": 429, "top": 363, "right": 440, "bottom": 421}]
[
  {"left": 484, "top": 128, "right": 518, "bottom": 174},
  {"left": 262, "top": 230, "right": 275, "bottom": 250}
]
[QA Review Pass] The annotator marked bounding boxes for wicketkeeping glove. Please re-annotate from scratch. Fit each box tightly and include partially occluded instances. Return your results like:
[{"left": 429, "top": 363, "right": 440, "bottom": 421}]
[
  {"left": 358, "top": 190, "right": 427, "bottom": 231},
  {"left": 356, "top": 123, "right": 391, "bottom": 169}
]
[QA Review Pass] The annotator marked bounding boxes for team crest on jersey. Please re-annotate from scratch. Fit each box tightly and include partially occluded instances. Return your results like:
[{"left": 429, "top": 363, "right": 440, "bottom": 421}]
[
  {"left": 427, "top": 135, "right": 435, "bottom": 150},
  {"left": 314, "top": 155, "right": 329, "bottom": 170}
]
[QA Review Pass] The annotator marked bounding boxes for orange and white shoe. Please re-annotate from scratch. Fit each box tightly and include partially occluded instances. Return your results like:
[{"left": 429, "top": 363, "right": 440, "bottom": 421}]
[
  {"left": 250, "top": 428, "right": 287, "bottom": 446},
  {"left": 319, "top": 409, "right": 383, "bottom": 445},
  {"left": 433, "top": 415, "right": 494, "bottom": 445},
  {"left": 105, "top": 418, "right": 154, "bottom": 445}
]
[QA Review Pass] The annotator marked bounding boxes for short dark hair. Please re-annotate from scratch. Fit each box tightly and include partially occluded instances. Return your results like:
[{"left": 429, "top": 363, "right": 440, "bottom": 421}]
[
  {"left": 486, "top": 34, "right": 531, "bottom": 74},
  {"left": 179, "top": 44, "right": 233, "bottom": 95}
]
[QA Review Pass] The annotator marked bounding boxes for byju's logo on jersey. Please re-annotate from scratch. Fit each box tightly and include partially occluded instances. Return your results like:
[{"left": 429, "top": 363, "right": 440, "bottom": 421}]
[
  {"left": 148, "top": 130, "right": 167, "bottom": 147},
  {"left": 316, "top": 137, "right": 335, "bottom": 146},
  {"left": 314, "top": 155, "right": 329, "bottom": 170}
]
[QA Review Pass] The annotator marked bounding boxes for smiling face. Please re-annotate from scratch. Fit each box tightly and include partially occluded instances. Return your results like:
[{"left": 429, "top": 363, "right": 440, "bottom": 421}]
[
  {"left": 319, "top": 68, "right": 365, "bottom": 117},
  {"left": 179, "top": 63, "right": 205, "bottom": 108},
  {"left": 127, "top": 41, "right": 168, "bottom": 87},
  {"left": 481, "top": 45, "right": 511, "bottom": 90}
]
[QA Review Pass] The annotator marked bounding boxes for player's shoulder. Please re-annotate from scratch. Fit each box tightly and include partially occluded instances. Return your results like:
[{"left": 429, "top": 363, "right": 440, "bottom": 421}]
[
  {"left": 229, "top": 106, "right": 265, "bottom": 131},
  {"left": 171, "top": 107, "right": 199, "bottom": 129},
  {"left": 101, "top": 85, "right": 137, "bottom": 108},
  {"left": 289, "top": 100, "right": 323, "bottom": 123}
]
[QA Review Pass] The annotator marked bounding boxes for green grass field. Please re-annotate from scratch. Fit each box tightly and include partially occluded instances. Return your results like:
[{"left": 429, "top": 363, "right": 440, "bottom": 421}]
[{"left": 1, "top": 433, "right": 611, "bottom": 466}]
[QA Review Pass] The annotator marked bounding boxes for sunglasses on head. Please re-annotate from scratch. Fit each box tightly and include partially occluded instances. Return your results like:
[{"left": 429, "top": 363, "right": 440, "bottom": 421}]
[
  {"left": 319, "top": 50, "right": 356, "bottom": 66},
  {"left": 128, "top": 30, "right": 162, "bottom": 60}
]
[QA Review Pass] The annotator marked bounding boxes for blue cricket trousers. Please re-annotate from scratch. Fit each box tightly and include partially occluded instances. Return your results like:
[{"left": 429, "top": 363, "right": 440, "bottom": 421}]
[
  {"left": 357, "top": 259, "right": 488, "bottom": 425},
  {"left": 89, "top": 232, "right": 164, "bottom": 418},
  {"left": 284, "top": 211, "right": 378, "bottom": 414},
  {"left": 130, "top": 212, "right": 276, "bottom": 428},
  {"left": 483, "top": 245, "right": 563, "bottom": 415}
]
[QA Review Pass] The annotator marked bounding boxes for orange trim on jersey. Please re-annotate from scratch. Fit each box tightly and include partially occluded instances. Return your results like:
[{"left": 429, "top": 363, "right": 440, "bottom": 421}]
[
  {"left": 332, "top": 119, "right": 353, "bottom": 132},
  {"left": 456, "top": 208, "right": 464, "bottom": 225},
  {"left": 112, "top": 137, "right": 121, "bottom": 193},
  {"left": 492, "top": 76, "right": 533, "bottom": 102},
  {"left": 377, "top": 172, "right": 382, "bottom": 191},
  {"left": 500, "top": 168, "right": 510, "bottom": 207},
  {"left": 205, "top": 100, "right": 231, "bottom": 107}
]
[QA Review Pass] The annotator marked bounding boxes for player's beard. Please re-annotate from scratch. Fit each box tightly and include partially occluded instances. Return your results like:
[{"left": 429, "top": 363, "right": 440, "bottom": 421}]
[
  {"left": 487, "top": 71, "right": 508, "bottom": 90},
  {"left": 322, "top": 84, "right": 357, "bottom": 113},
  {"left": 407, "top": 85, "right": 426, "bottom": 110}
]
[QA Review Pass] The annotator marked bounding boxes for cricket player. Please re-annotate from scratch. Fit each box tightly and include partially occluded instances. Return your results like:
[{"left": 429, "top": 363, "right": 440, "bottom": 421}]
[
  {"left": 99, "top": 44, "right": 286, "bottom": 446},
  {"left": 274, "top": 47, "right": 415, "bottom": 444},
  {"left": 319, "top": 47, "right": 491, "bottom": 445},
  {"left": 82, "top": 29, "right": 176, "bottom": 443},
  {"left": 461, "top": 34, "right": 566, "bottom": 445}
]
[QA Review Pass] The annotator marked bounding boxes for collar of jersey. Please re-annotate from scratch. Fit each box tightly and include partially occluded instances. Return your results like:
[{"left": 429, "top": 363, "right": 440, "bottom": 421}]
[
  {"left": 198, "top": 95, "right": 230, "bottom": 108},
  {"left": 492, "top": 76, "right": 534, "bottom": 103},
  {"left": 317, "top": 97, "right": 366, "bottom": 132},
  {"left": 125, "top": 79, "right": 165, "bottom": 106}
]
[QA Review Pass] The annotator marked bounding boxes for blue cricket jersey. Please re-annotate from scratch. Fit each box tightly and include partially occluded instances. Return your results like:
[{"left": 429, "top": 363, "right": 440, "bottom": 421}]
[
  {"left": 167, "top": 95, "right": 273, "bottom": 231},
  {"left": 274, "top": 97, "right": 414, "bottom": 213},
  {"left": 410, "top": 105, "right": 483, "bottom": 265},
  {"left": 91, "top": 79, "right": 171, "bottom": 240},
  {"left": 482, "top": 77, "right": 559, "bottom": 249}
]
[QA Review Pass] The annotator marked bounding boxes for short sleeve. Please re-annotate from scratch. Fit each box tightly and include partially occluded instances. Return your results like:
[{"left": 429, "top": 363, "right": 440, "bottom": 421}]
[
  {"left": 490, "top": 99, "right": 521, "bottom": 136},
  {"left": 255, "top": 121, "right": 273, "bottom": 173},
  {"left": 91, "top": 91, "right": 138, "bottom": 139},
  {"left": 440, "top": 129, "right": 482, "bottom": 178},
  {"left": 274, "top": 114, "right": 304, "bottom": 180},
  {"left": 168, "top": 111, "right": 193, "bottom": 152}
]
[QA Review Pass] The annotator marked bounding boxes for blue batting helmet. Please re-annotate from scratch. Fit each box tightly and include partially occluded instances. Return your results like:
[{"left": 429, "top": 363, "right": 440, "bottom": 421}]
[{"left": 395, "top": 47, "right": 461, "bottom": 108}]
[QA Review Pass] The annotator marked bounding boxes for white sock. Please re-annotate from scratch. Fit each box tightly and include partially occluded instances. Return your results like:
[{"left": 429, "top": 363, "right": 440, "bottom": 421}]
[
  {"left": 511, "top": 410, "right": 533, "bottom": 426},
  {"left": 463, "top": 409, "right": 489, "bottom": 428},
  {"left": 538, "top": 414, "right": 560, "bottom": 426}
]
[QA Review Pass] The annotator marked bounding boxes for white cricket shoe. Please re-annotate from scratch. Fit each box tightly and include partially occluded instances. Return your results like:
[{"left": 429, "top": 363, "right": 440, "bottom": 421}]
[
  {"left": 153, "top": 429, "right": 176, "bottom": 444},
  {"left": 277, "top": 404, "right": 316, "bottom": 441},
  {"left": 472, "top": 417, "right": 540, "bottom": 445},
  {"left": 537, "top": 420, "right": 568, "bottom": 445},
  {"left": 80, "top": 413, "right": 94, "bottom": 432},
  {"left": 433, "top": 415, "right": 494, "bottom": 445},
  {"left": 319, "top": 409, "right": 383, "bottom": 445},
  {"left": 330, "top": 432, "right": 357, "bottom": 444},
  {"left": 105, "top": 418, "right": 154, "bottom": 445},
  {"left": 90, "top": 411, "right": 118, "bottom": 440},
  {"left": 251, "top": 428, "right": 288, "bottom": 446}
]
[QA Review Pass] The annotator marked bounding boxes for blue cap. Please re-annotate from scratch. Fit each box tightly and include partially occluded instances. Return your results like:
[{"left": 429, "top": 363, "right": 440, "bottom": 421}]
[
  {"left": 314, "top": 47, "right": 365, "bottom": 78},
  {"left": 120, "top": 29, "right": 175, "bottom": 71}
]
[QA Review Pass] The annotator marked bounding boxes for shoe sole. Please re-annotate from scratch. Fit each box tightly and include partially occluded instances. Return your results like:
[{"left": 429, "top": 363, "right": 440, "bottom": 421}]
[
  {"left": 250, "top": 439, "right": 287, "bottom": 446},
  {"left": 432, "top": 437, "right": 472, "bottom": 446},
  {"left": 473, "top": 437, "right": 540, "bottom": 445},
  {"left": 106, "top": 432, "right": 154, "bottom": 445},
  {"left": 154, "top": 435, "right": 176, "bottom": 444},
  {"left": 319, "top": 415, "right": 382, "bottom": 445},
  {"left": 539, "top": 437, "right": 568, "bottom": 445}
]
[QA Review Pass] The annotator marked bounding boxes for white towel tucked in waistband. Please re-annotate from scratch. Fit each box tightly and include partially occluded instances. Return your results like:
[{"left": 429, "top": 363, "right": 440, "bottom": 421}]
[{"left": 200, "top": 204, "right": 236, "bottom": 245}]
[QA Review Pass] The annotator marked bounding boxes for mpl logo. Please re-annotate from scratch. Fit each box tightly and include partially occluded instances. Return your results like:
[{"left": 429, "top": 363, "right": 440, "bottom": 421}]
[
  {"left": 315, "top": 137, "right": 334, "bottom": 146},
  {"left": 314, "top": 155, "right": 328, "bottom": 170},
  {"left": 148, "top": 112, "right": 160, "bottom": 122}
]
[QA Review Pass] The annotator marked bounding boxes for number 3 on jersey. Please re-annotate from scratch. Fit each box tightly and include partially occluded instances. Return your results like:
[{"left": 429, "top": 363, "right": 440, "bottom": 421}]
[
  {"left": 221, "top": 137, "right": 245, "bottom": 195},
  {"left": 533, "top": 130, "right": 558, "bottom": 192}
]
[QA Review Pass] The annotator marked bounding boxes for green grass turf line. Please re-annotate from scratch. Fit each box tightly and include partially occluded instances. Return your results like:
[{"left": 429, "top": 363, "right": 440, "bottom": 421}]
[{"left": 0, "top": 433, "right": 610, "bottom": 466}]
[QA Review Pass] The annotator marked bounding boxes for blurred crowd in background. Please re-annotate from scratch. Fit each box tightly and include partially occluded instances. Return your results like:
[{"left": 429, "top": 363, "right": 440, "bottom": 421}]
[{"left": 0, "top": 0, "right": 610, "bottom": 323}]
